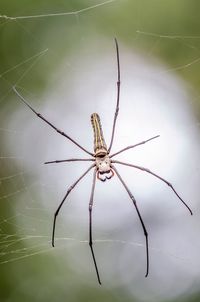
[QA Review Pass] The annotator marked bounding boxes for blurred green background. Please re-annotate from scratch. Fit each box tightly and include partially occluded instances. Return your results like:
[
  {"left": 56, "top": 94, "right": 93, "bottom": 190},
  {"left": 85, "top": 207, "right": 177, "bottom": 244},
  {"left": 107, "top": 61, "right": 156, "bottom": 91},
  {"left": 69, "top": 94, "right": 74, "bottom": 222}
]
[{"left": 0, "top": 1, "right": 200, "bottom": 301}]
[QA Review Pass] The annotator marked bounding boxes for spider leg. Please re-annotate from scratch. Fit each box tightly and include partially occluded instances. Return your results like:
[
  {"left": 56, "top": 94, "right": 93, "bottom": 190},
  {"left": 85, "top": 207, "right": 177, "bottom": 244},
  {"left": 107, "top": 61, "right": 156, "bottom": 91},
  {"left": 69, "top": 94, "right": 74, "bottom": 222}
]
[
  {"left": 13, "top": 86, "right": 93, "bottom": 156},
  {"left": 111, "top": 164, "right": 149, "bottom": 277},
  {"left": 110, "top": 135, "right": 160, "bottom": 158},
  {"left": 52, "top": 163, "right": 95, "bottom": 247},
  {"left": 112, "top": 160, "right": 193, "bottom": 215},
  {"left": 89, "top": 168, "right": 101, "bottom": 285},
  {"left": 44, "top": 158, "right": 95, "bottom": 164},
  {"left": 108, "top": 38, "right": 121, "bottom": 153}
]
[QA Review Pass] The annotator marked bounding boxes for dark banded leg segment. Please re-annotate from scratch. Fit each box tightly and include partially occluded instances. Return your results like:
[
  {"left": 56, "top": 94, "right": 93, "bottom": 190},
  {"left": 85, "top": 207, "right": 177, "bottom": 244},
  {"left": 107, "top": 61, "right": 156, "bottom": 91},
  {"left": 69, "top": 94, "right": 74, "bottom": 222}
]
[
  {"left": 13, "top": 86, "right": 93, "bottom": 156},
  {"left": 89, "top": 168, "right": 101, "bottom": 285},
  {"left": 110, "top": 135, "right": 160, "bottom": 158},
  {"left": 52, "top": 164, "right": 95, "bottom": 247},
  {"left": 112, "top": 160, "right": 193, "bottom": 215},
  {"left": 108, "top": 38, "right": 121, "bottom": 153},
  {"left": 111, "top": 164, "right": 149, "bottom": 277},
  {"left": 44, "top": 158, "right": 95, "bottom": 164}
]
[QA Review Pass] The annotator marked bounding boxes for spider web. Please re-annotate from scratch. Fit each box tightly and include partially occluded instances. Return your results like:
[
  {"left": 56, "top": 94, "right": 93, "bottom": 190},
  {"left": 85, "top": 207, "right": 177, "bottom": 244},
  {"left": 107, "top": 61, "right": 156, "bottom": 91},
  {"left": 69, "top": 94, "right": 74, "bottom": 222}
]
[{"left": 0, "top": 1, "right": 200, "bottom": 301}]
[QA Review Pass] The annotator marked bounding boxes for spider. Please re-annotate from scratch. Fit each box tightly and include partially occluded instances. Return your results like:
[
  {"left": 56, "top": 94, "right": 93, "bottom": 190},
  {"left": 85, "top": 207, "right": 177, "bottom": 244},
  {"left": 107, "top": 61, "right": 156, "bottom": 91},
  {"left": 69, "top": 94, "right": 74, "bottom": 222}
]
[{"left": 13, "top": 38, "right": 192, "bottom": 285}]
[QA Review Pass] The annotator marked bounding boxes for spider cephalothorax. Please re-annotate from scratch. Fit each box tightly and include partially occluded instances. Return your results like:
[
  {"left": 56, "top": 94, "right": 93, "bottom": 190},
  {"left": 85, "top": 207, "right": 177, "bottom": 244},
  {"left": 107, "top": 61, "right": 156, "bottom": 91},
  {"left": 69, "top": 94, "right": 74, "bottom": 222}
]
[
  {"left": 13, "top": 38, "right": 193, "bottom": 286},
  {"left": 95, "top": 154, "right": 114, "bottom": 181}
]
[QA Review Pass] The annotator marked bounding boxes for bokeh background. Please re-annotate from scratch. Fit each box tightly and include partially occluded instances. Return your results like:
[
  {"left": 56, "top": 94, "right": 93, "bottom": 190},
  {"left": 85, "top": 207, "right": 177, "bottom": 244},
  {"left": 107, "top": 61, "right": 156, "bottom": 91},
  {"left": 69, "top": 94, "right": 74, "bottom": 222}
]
[{"left": 0, "top": 1, "right": 200, "bottom": 301}]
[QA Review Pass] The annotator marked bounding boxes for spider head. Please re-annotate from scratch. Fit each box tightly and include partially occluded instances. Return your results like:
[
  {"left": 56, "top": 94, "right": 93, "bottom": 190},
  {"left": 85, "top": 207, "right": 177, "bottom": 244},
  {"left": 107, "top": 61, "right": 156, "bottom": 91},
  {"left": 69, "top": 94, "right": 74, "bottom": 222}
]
[{"left": 95, "top": 155, "right": 114, "bottom": 181}]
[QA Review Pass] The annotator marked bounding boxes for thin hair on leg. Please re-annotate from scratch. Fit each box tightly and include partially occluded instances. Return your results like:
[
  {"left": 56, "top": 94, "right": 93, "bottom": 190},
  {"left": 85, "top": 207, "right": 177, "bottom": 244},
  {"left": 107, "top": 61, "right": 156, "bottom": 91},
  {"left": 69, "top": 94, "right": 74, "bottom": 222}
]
[
  {"left": 112, "top": 160, "right": 193, "bottom": 215},
  {"left": 89, "top": 168, "right": 101, "bottom": 285},
  {"left": 52, "top": 164, "right": 95, "bottom": 247},
  {"left": 110, "top": 135, "right": 160, "bottom": 158},
  {"left": 13, "top": 86, "right": 93, "bottom": 156},
  {"left": 44, "top": 158, "right": 95, "bottom": 164},
  {"left": 108, "top": 38, "right": 121, "bottom": 153},
  {"left": 111, "top": 164, "right": 149, "bottom": 277}
]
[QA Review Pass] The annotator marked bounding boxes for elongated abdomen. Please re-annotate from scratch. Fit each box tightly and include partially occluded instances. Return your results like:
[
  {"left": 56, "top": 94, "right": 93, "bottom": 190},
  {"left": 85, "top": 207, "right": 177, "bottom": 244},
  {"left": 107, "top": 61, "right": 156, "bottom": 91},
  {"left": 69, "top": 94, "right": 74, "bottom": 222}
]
[{"left": 91, "top": 113, "right": 107, "bottom": 156}]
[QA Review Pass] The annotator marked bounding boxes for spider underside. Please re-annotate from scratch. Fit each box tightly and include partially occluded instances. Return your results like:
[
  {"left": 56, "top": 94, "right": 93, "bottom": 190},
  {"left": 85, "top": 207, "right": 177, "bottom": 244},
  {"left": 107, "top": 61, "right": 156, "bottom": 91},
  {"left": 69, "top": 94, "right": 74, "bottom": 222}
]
[{"left": 13, "top": 39, "right": 193, "bottom": 285}]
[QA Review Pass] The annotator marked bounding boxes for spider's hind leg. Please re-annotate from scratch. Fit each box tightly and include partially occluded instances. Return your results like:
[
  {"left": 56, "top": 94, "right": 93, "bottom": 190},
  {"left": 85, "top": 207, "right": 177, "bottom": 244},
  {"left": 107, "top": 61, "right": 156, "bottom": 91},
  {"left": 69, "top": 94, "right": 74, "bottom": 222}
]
[
  {"left": 89, "top": 168, "right": 102, "bottom": 285},
  {"left": 111, "top": 164, "right": 149, "bottom": 277},
  {"left": 52, "top": 164, "right": 95, "bottom": 247},
  {"left": 112, "top": 160, "right": 193, "bottom": 215}
]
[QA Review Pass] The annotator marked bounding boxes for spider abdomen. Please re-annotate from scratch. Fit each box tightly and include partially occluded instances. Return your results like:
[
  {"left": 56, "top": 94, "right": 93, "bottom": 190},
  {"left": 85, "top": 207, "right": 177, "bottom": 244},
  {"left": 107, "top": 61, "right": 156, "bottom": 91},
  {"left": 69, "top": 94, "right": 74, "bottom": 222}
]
[{"left": 91, "top": 113, "right": 107, "bottom": 157}]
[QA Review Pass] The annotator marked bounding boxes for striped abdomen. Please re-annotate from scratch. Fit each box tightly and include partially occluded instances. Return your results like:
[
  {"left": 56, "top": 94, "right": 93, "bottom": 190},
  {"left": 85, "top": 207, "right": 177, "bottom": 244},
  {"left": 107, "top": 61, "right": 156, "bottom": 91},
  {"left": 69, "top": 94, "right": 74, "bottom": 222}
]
[{"left": 91, "top": 113, "right": 107, "bottom": 156}]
